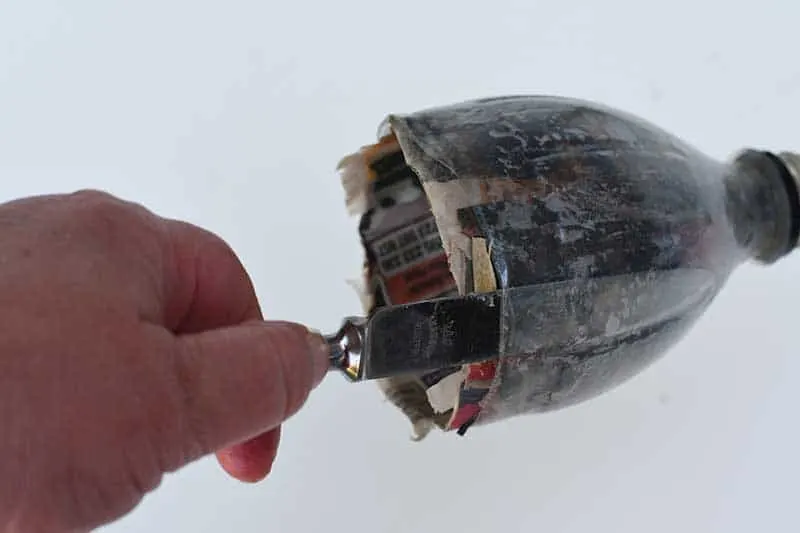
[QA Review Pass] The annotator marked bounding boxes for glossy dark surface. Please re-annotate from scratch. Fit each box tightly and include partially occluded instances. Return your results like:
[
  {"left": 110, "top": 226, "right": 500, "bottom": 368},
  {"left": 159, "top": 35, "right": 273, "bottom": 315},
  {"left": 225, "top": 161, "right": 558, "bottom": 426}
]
[{"left": 384, "top": 95, "right": 770, "bottom": 423}]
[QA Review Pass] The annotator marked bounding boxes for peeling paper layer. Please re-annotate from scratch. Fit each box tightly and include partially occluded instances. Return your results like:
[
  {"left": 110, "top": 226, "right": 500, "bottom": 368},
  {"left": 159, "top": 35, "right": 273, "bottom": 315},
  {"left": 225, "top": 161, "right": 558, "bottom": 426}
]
[{"left": 337, "top": 134, "right": 465, "bottom": 440}]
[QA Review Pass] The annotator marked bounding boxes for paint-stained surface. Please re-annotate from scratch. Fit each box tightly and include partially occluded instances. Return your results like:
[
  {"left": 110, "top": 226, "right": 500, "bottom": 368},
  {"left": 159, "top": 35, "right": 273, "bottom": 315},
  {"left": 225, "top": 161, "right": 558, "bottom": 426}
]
[{"left": 385, "top": 95, "right": 746, "bottom": 429}]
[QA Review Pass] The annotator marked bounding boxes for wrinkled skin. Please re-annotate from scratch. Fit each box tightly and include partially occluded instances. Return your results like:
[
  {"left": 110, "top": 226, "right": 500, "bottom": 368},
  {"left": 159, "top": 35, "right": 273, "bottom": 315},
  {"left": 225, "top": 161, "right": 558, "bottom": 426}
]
[{"left": 0, "top": 190, "right": 328, "bottom": 532}]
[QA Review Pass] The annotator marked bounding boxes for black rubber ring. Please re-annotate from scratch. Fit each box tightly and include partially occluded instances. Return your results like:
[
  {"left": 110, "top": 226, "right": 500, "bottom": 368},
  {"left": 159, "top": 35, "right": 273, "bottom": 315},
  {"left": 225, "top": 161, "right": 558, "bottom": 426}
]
[{"left": 763, "top": 151, "right": 800, "bottom": 253}]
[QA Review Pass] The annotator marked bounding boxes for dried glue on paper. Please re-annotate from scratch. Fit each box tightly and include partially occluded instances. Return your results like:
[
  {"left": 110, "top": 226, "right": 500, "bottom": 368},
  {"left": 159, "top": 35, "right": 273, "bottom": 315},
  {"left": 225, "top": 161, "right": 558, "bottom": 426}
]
[{"left": 338, "top": 132, "right": 499, "bottom": 440}]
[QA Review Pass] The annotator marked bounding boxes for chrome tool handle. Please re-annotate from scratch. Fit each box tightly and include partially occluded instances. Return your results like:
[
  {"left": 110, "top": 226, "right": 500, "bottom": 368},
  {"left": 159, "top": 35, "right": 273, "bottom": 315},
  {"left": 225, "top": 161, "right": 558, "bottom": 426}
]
[{"left": 324, "top": 316, "right": 367, "bottom": 381}]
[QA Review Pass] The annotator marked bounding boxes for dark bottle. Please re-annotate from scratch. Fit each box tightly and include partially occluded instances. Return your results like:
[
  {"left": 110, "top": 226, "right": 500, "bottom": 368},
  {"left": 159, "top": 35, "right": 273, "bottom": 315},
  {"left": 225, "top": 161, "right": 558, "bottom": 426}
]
[{"left": 329, "top": 95, "right": 800, "bottom": 430}]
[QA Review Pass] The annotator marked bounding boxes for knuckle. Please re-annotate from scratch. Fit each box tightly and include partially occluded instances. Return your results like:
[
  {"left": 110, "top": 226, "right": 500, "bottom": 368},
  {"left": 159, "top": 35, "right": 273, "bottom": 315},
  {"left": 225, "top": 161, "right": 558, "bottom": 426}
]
[
  {"left": 64, "top": 191, "right": 131, "bottom": 247},
  {"left": 195, "top": 226, "right": 245, "bottom": 274},
  {"left": 69, "top": 188, "right": 115, "bottom": 203},
  {"left": 68, "top": 189, "right": 127, "bottom": 225},
  {"left": 62, "top": 190, "right": 163, "bottom": 265}
]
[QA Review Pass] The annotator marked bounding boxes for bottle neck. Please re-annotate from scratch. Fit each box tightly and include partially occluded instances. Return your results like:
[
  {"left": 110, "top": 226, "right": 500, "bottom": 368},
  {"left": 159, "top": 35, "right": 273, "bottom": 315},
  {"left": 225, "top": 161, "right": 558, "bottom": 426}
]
[{"left": 725, "top": 150, "right": 800, "bottom": 264}]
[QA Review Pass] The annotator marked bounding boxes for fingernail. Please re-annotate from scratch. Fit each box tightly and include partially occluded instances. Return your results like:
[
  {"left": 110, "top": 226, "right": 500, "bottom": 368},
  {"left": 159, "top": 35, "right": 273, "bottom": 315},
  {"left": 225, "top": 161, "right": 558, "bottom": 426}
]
[{"left": 305, "top": 329, "right": 329, "bottom": 388}]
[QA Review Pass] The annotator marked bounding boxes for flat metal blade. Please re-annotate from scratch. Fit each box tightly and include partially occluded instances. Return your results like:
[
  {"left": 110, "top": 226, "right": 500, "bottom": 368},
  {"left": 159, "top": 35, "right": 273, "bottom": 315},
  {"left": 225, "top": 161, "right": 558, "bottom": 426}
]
[{"left": 359, "top": 292, "right": 503, "bottom": 380}]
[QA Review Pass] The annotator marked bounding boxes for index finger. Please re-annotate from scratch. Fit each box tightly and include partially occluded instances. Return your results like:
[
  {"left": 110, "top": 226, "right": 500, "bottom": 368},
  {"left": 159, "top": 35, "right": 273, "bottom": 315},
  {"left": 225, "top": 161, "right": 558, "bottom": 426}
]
[{"left": 160, "top": 219, "right": 263, "bottom": 334}]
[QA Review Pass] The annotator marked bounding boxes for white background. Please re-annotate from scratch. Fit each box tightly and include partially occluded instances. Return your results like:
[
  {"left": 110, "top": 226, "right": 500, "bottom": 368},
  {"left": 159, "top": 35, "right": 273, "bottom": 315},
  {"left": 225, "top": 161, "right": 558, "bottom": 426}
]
[{"left": 1, "top": 1, "right": 798, "bottom": 531}]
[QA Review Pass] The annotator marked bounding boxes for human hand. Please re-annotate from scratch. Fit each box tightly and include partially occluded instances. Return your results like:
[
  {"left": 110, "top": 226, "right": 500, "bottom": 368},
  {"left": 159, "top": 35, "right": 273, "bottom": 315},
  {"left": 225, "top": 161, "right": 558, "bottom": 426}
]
[{"left": 0, "top": 190, "right": 328, "bottom": 532}]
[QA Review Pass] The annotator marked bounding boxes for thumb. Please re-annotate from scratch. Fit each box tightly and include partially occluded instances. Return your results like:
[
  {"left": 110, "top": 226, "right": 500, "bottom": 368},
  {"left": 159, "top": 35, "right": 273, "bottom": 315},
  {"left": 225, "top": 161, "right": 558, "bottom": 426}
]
[{"left": 168, "top": 320, "right": 328, "bottom": 463}]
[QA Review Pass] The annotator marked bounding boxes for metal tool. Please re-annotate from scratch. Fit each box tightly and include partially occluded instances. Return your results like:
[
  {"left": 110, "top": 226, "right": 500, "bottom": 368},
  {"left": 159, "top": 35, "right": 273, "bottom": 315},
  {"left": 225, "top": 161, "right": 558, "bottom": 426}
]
[{"left": 325, "top": 292, "right": 502, "bottom": 381}]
